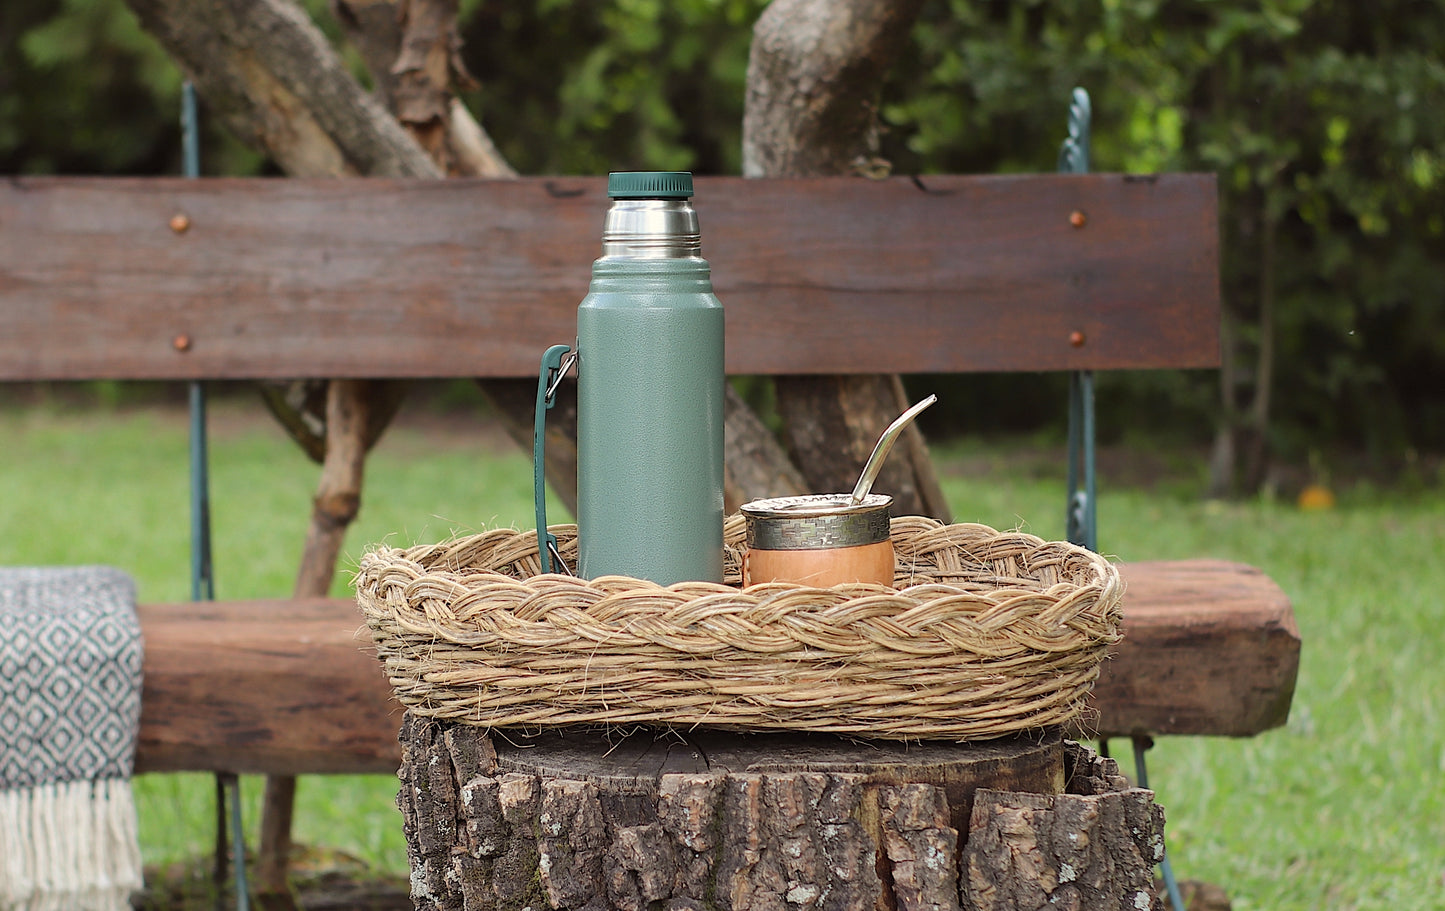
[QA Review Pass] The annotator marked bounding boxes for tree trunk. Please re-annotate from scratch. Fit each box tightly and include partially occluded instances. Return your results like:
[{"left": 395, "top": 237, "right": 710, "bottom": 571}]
[
  {"left": 1207, "top": 201, "right": 1278, "bottom": 500},
  {"left": 742, "top": 0, "right": 950, "bottom": 521},
  {"left": 289, "top": 381, "right": 380, "bottom": 595},
  {"left": 773, "top": 375, "right": 950, "bottom": 520},
  {"left": 258, "top": 380, "right": 407, "bottom": 467},
  {"left": 724, "top": 382, "right": 808, "bottom": 513},
  {"left": 1205, "top": 320, "right": 1237, "bottom": 502},
  {"left": 473, "top": 376, "right": 578, "bottom": 520},
  {"left": 741, "top": 0, "right": 922, "bottom": 178},
  {"left": 1241, "top": 211, "right": 1278, "bottom": 495},
  {"left": 397, "top": 717, "right": 1165, "bottom": 911}
]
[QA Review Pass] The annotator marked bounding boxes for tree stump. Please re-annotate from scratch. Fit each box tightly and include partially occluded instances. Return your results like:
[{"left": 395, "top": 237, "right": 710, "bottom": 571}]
[{"left": 396, "top": 714, "right": 1166, "bottom": 911}]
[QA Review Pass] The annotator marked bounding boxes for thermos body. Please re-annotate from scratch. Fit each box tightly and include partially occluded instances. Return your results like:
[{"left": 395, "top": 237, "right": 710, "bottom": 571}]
[
  {"left": 572, "top": 172, "right": 726, "bottom": 585},
  {"left": 577, "top": 262, "right": 724, "bottom": 583}
]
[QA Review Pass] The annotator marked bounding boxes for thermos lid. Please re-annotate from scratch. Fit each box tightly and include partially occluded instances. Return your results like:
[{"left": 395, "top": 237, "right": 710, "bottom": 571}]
[{"left": 608, "top": 171, "right": 694, "bottom": 200}]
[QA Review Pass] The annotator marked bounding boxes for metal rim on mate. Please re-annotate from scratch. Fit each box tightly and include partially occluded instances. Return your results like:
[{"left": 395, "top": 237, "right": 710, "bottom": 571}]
[{"left": 741, "top": 494, "right": 892, "bottom": 550}]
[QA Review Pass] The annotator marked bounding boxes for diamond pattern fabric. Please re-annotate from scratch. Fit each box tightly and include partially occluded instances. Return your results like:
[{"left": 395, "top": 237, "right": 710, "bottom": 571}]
[{"left": 0, "top": 566, "right": 142, "bottom": 790}]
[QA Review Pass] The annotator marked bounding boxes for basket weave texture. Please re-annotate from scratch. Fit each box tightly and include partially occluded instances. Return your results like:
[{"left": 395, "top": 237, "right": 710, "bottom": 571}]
[{"left": 355, "top": 516, "right": 1124, "bottom": 741}]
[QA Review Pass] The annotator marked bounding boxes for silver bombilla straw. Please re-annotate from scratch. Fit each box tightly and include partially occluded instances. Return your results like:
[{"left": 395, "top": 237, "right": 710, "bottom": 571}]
[{"left": 850, "top": 395, "right": 939, "bottom": 505}]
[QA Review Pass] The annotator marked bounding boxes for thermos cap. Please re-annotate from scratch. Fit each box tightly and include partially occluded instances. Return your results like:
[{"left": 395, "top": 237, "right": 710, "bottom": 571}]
[{"left": 609, "top": 171, "right": 694, "bottom": 200}]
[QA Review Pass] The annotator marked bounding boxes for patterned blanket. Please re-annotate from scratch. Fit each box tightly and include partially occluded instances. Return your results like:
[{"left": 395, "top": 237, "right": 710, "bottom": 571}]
[{"left": 0, "top": 566, "right": 143, "bottom": 911}]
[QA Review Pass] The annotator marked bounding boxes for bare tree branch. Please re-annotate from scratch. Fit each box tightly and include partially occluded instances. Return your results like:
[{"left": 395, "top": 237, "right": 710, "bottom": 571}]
[
  {"left": 332, "top": 0, "right": 515, "bottom": 177},
  {"left": 125, "top": 0, "right": 440, "bottom": 178}
]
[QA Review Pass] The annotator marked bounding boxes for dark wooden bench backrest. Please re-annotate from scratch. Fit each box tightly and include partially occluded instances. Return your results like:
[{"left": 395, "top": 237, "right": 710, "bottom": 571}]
[{"left": 0, "top": 174, "right": 1218, "bottom": 382}]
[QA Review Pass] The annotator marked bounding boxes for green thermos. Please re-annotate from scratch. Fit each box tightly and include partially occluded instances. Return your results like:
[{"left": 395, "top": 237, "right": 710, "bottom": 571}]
[{"left": 534, "top": 172, "right": 725, "bottom": 584}]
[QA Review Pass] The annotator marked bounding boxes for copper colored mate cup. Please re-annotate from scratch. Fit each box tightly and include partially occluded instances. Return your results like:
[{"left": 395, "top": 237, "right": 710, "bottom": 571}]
[{"left": 740, "top": 493, "right": 894, "bottom": 588}]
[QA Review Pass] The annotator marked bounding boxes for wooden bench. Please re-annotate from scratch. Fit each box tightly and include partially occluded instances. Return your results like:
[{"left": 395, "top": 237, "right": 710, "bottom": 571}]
[{"left": 0, "top": 173, "right": 1299, "bottom": 777}]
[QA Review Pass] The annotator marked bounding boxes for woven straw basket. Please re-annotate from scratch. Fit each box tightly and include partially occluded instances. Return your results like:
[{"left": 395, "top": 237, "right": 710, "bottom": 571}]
[{"left": 355, "top": 516, "right": 1123, "bottom": 741}]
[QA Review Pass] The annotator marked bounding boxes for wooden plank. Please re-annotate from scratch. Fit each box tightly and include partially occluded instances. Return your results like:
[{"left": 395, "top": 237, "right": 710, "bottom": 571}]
[
  {"left": 130, "top": 561, "right": 1296, "bottom": 774},
  {"left": 0, "top": 174, "right": 1218, "bottom": 381},
  {"left": 132, "top": 598, "right": 402, "bottom": 775},
  {"left": 1088, "top": 559, "right": 1301, "bottom": 739}
]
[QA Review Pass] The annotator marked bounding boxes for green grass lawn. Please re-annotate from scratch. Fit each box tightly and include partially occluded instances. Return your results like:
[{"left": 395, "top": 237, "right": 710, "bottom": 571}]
[{"left": 2, "top": 399, "right": 1441, "bottom": 910}]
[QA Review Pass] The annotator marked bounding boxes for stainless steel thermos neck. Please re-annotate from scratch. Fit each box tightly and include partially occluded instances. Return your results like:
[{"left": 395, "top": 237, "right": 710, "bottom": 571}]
[
  {"left": 534, "top": 172, "right": 725, "bottom": 585},
  {"left": 601, "top": 197, "right": 701, "bottom": 259}
]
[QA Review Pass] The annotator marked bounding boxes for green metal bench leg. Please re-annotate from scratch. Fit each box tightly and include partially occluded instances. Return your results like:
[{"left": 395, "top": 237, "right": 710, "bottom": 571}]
[
  {"left": 1064, "top": 88, "right": 1185, "bottom": 910},
  {"left": 1060, "top": 89, "right": 1098, "bottom": 555},
  {"left": 1131, "top": 737, "right": 1188, "bottom": 911},
  {"left": 184, "top": 81, "right": 250, "bottom": 911},
  {"left": 1067, "top": 369, "right": 1098, "bottom": 552}
]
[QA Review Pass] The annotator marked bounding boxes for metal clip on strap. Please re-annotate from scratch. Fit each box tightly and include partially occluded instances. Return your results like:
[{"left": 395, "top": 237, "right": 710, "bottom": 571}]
[{"left": 534, "top": 344, "right": 576, "bottom": 575}]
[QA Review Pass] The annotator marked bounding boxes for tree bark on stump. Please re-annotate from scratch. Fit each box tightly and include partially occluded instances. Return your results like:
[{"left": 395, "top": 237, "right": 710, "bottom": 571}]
[
  {"left": 396, "top": 717, "right": 1165, "bottom": 911},
  {"left": 962, "top": 747, "right": 1167, "bottom": 911}
]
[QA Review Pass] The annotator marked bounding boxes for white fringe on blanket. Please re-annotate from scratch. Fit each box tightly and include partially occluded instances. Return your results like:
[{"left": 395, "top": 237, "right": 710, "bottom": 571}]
[{"left": 0, "top": 778, "right": 142, "bottom": 911}]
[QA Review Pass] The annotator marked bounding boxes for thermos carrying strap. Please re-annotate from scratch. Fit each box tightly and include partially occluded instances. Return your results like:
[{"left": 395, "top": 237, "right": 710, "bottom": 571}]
[{"left": 534, "top": 344, "right": 577, "bottom": 575}]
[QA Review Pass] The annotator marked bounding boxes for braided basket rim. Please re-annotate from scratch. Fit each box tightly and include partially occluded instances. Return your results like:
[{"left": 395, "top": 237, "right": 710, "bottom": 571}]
[{"left": 355, "top": 516, "right": 1124, "bottom": 741}]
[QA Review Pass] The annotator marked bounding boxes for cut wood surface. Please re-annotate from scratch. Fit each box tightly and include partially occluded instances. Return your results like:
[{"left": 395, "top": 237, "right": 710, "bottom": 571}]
[
  {"left": 0, "top": 174, "right": 1218, "bottom": 381},
  {"left": 129, "top": 559, "right": 1297, "bottom": 775}
]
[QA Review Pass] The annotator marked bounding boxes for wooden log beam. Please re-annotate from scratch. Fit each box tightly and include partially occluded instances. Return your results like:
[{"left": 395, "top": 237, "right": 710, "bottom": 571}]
[
  {"left": 0, "top": 174, "right": 1219, "bottom": 381},
  {"left": 129, "top": 559, "right": 1297, "bottom": 776},
  {"left": 1087, "top": 559, "right": 1300, "bottom": 739},
  {"left": 132, "top": 597, "right": 401, "bottom": 776}
]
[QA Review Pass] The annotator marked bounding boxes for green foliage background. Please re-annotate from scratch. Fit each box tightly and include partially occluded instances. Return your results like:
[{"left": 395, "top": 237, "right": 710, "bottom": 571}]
[{"left": 4, "top": 0, "right": 1443, "bottom": 475}]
